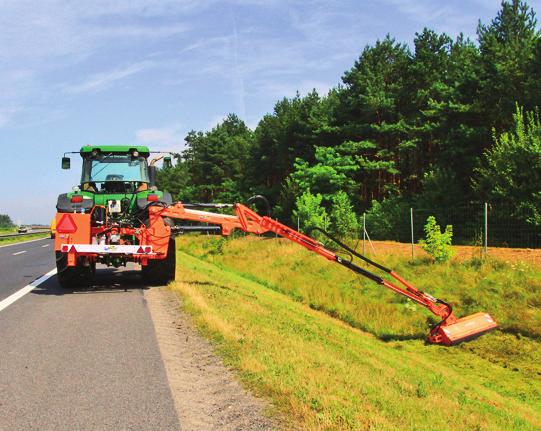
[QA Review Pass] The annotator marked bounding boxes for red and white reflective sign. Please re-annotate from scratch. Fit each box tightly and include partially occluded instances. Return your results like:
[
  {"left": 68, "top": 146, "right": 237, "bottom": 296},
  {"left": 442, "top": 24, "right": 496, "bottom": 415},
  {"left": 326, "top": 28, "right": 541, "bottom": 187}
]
[{"left": 60, "top": 244, "right": 154, "bottom": 255}]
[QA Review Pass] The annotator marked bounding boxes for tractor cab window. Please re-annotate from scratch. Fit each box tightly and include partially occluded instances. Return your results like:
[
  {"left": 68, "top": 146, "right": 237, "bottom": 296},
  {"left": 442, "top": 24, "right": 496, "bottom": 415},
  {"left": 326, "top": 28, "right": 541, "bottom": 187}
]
[{"left": 81, "top": 154, "right": 149, "bottom": 193}]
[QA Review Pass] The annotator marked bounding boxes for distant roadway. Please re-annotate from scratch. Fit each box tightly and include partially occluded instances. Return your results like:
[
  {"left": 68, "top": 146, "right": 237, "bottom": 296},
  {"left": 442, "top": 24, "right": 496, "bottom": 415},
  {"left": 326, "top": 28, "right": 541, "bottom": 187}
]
[{"left": 0, "top": 238, "right": 180, "bottom": 430}]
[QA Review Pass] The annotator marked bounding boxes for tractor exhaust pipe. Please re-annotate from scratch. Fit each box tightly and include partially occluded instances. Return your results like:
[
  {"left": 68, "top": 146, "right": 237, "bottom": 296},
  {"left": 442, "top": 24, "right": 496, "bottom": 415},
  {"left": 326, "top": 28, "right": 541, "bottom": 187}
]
[{"left": 148, "top": 165, "right": 157, "bottom": 188}]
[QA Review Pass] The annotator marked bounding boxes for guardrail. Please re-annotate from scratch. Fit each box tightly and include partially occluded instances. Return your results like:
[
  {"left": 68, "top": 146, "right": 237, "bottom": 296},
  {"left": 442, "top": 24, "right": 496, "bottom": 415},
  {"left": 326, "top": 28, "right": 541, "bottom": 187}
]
[{"left": 0, "top": 230, "right": 50, "bottom": 239}]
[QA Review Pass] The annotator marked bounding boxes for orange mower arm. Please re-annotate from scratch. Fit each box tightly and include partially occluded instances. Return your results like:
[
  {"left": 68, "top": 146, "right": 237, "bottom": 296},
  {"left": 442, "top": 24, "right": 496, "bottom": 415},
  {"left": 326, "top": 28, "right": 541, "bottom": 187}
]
[{"left": 150, "top": 201, "right": 498, "bottom": 346}]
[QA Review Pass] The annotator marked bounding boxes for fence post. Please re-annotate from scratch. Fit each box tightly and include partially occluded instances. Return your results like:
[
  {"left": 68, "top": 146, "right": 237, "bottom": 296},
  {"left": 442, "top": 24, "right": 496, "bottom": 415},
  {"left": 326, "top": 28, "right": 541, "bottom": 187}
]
[
  {"left": 410, "top": 208, "right": 414, "bottom": 260},
  {"left": 363, "top": 213, "right": 366, "bottom": 254},
  {"left": 484, "top": 202, "right": 488, "bottom": 257},
  {"left": 297, "top": 216, "right": 300, "bottom": 232}
]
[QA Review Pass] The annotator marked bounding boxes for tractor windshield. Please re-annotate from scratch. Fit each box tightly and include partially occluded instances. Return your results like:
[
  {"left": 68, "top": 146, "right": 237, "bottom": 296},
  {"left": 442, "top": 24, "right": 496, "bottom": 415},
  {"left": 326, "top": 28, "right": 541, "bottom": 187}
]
[{"left": 81, "top": 154, "right": 149, "bottom": 190}]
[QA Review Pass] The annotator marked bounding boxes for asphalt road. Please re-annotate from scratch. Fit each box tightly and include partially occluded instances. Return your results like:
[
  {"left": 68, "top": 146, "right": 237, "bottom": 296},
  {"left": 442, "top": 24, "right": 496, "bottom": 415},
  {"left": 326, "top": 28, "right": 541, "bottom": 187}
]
[{"left": 0, "top": 238, "right": 181, "bottom": 430}]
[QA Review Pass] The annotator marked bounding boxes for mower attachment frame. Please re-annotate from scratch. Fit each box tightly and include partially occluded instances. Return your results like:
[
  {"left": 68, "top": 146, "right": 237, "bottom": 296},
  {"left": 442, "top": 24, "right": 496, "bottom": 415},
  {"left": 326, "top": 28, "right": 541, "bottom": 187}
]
[{"left": 150, "top": 201, "right": 498, "bottom": 346}]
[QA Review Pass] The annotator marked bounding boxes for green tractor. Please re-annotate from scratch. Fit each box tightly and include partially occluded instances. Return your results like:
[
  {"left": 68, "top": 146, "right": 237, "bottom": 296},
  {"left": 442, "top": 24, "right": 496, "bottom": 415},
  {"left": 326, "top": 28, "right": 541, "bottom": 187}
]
[{"left": 54, "top": 145, "right": 176, "bottom": 287}]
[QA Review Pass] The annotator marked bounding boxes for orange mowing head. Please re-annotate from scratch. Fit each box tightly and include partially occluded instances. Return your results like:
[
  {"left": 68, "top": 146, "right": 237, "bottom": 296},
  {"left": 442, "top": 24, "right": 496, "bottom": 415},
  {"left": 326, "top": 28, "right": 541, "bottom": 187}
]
[{"left": 429, "top": 312, "right": 498, "bottom": 346}]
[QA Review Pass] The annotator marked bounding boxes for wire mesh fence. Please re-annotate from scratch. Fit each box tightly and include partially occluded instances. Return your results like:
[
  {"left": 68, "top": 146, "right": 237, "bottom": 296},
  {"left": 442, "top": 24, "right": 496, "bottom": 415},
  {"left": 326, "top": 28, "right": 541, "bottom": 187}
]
[
  {"left": 294, "top": 202, "right": 541, "bottom": 252},
  {"left": 486, "top": 204, "right": 541, "bottom": 249},
  {"left": 362, "top": 203, "right": 541, "bottom": 250}
]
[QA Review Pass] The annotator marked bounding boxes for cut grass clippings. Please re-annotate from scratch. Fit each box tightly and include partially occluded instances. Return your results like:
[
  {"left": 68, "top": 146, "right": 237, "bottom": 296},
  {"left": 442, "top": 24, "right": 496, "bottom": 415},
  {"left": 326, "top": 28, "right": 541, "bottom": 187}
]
[{"left": 171, "top": 236, "right": 541, "bottom": 430}]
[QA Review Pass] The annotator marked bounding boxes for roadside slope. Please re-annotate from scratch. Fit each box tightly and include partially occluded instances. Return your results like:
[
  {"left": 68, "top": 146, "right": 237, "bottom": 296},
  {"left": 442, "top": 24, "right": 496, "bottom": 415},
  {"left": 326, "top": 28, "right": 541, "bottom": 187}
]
[{"left": 171, "top": 244, "right": 541, "bottom": 430}]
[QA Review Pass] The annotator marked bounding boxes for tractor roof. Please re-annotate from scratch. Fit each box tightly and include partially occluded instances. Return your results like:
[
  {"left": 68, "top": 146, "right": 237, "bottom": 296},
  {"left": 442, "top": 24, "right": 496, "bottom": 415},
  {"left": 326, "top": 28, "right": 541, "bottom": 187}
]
[{"left": 80, "top": 145, "right": 150, "bottom": 156}]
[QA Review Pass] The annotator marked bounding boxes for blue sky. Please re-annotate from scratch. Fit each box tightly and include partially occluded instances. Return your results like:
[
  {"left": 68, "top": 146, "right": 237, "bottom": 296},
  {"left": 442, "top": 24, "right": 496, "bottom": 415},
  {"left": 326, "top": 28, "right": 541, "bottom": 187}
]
[{"left": 0, "top": 0, "right": 539, "bottom": 223}]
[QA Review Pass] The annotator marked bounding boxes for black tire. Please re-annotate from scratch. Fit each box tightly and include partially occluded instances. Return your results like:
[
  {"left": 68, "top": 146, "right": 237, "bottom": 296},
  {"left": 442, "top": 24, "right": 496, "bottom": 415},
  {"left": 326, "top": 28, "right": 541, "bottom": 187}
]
[
  {"left": 56, "top": 252, "right": 95, "bottom": 289},
  {"left": 141, "top": 239, "right": 176, "bottom": 286}
]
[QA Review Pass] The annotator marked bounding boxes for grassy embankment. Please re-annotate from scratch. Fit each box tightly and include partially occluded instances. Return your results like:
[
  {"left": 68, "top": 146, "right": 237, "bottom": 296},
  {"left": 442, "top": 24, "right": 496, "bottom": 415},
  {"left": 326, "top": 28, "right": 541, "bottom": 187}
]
[{"left": 170, "top": 235, "right": 541, "bottom": 430}]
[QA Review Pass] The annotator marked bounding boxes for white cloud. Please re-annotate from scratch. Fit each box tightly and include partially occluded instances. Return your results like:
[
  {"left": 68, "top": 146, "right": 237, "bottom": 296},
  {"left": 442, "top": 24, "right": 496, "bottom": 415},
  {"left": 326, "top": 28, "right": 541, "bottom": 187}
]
[
  {"left": 86, "top": 23, "right": 189, "bottom": 39},
  {"left": 381, "top": 0, "right": 492, "bottom": 38},
  {"left": 383, "top": 0, "right": 452, "bottom": 24},
  {"left": 63, "top": 61, "right": 153, "bottom": 94},
  {"left": 135, "top": 123, "right": 186, "bottom": 151},
  {"left": 0, "top": 0, "right": 204, "bottom": 126}
]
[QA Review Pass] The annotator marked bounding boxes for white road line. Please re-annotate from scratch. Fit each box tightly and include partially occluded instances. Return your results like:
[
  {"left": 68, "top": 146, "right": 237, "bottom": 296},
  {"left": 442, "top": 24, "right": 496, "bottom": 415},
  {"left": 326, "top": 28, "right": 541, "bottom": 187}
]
[
  {"left": 12, "top": 251, "right": 27, "bottom": 256},
  {"left": 0, "top": 269, "right": 57, "bottom": 313},
  {"left": 41, "top": 244, "right": 50, "bottom": 248},
  {"left": 0, "top": 237, "right": 49, "bottom": 249}
]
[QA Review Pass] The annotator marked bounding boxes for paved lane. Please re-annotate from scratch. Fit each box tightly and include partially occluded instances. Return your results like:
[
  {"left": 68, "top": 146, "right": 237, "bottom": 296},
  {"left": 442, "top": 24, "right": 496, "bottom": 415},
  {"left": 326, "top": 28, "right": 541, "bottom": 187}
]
[
  {"left": 0, "top": 246, "right": 180, "bottom": 430},
  {"left": 0, "top": 238, "right": 54, "bottom": 301}
]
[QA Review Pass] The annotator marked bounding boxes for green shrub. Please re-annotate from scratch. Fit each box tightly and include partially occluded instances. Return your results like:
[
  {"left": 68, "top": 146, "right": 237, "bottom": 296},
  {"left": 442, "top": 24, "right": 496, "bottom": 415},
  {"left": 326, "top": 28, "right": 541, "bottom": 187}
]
[
  {"left": 419, "top": 216, "right": 453, "bottom": 263},
  {"left": 364, "top": 197, "right": 408, "bottom": 241},
  {"left": 293, "top": 190, "right": 330, "bottom": 234},
  {"left": 204, "top": 237, "right": 227, "bottom": 256},
  {"left": 330, "top": 191, "right": 359, "bottom": 240}
]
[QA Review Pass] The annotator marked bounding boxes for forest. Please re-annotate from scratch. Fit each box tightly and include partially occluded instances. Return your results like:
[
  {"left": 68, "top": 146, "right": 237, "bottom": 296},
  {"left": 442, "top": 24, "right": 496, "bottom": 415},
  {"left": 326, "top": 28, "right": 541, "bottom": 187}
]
[{"left": 158, "top": 0, "right": 541, "bottom": 244}]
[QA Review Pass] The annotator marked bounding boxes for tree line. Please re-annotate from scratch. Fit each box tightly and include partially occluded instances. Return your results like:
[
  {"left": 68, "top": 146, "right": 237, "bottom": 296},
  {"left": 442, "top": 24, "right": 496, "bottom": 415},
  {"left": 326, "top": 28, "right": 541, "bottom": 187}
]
[
  {"left": 158, "top": 0, "right": 541, "bottom": 240},
  {"left": 0, "top": 214, "right": 14, "bottom": 229}
]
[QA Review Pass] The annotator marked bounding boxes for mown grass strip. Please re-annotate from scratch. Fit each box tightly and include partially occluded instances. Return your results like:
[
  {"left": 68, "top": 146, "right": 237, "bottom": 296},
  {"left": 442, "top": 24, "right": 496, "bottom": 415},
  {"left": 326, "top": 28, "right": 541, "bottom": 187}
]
[
  {"left": 177, "top": 236, "right": 541, "bottom": 378},
  {"left": 171, "top": 245, "right": 541, "bottom": 431},
  {"left": 0, "top": 233, "right": 49, "bottom": 246}
]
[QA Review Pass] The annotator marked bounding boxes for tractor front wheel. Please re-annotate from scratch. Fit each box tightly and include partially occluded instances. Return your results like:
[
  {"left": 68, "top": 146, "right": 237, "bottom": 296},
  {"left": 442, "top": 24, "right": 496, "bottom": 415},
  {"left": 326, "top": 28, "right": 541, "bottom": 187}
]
[
  {"left": 141, "top": 239, "right": 176, "bottom": 285},
  {"left": 56, "top": 252, "right": 95, "bottom": 289}
]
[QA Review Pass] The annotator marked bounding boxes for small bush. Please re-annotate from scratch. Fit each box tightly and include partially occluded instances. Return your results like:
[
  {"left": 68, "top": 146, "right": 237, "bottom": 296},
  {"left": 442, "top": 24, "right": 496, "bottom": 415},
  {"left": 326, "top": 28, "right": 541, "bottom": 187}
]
[
  {"left": 204, "top": 237, "right": 227, "bottom": 255},
  {"left": 330, "top": 191, "right": 359, "bottom": 240},
  {"left": 293, "top": 190, "right": 330, "bottom": 234},
  {"left": 419, "top": 216, "right": 453, "bottom": 263},
  {"left": 364, "top": 197, "right": 408, "bottom": 241}
]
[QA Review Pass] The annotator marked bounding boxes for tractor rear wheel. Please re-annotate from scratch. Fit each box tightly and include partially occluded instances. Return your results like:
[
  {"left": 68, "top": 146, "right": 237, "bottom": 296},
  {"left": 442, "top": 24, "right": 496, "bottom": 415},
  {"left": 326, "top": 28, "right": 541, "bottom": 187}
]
[
  {"left": 141, "top": 239, "right": 176, "bottom": 285},
  {"left": 56, "top": 252, "right": 95, "bottom": 289}
]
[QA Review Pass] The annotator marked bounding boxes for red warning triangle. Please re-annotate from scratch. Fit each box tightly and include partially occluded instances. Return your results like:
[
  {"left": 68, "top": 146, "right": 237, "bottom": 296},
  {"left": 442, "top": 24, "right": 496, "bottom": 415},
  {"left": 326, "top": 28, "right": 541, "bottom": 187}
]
[
  {"left": 137, "top": 246, "right": 145, "bottom": 253},
  {"left": 57, "top": 214, "right": 78, "bottom": 233}
]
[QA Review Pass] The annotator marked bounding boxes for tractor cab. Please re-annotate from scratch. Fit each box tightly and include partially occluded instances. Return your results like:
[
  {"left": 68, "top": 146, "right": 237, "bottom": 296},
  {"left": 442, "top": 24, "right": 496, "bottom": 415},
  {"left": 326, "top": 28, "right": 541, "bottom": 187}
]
[
  {"left": 57, "top": 145, "right": 173, "bottom": 215},
  {"left": 80, "top": 149, "right": 150, "bottom": 194}
]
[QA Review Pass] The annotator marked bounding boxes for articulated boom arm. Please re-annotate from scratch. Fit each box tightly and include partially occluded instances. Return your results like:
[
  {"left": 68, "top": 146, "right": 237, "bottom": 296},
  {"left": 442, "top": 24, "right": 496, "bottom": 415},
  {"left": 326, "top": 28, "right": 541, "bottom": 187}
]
[{"left": 150, "top": 202, "right": 497, "bottom": 345}]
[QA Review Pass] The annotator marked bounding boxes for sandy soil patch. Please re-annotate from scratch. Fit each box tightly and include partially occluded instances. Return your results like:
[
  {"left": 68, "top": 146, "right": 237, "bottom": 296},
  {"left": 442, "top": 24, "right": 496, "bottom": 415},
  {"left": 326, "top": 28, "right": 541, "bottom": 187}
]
[
  {"left": 361, "top": 240, "right": 541, "bottom": 267},
  {"left": 145, "top": 287, "right": 276, "bottom": 431}
]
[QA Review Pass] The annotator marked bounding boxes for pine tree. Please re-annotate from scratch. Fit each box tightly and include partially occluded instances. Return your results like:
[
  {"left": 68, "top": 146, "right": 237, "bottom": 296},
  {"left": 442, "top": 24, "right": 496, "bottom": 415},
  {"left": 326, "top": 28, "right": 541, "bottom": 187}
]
[{"left": 477, "top": 0, "right": 540, "bottom": 130}]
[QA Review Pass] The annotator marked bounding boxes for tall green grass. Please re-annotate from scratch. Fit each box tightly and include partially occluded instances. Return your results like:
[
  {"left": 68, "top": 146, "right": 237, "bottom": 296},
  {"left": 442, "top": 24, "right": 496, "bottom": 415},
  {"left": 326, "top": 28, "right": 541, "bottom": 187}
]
[
  {"left": 171, "top": 238, "right": 541, "bottom": 430},
  {"left": 178, "top": 236, "right": 541, "bottom": 342}
]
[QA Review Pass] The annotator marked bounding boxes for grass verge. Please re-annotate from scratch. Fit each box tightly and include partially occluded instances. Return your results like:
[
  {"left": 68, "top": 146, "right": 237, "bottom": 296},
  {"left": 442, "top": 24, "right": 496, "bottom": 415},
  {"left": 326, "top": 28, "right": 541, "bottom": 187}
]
[
  {"left": 0, "top": 233, "right": 49, "bottom": 246},
  {"left": 171, "top": 236, "right": 541, "bottom": 430}
]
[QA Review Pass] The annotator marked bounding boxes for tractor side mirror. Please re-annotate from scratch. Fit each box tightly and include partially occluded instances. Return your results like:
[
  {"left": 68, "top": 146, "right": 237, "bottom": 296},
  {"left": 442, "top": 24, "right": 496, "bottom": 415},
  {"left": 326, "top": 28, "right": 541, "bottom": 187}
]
[
  {"left": 163, "top": 156, "right": 172, "bottom": 169},
  {"left": 61, "top": 157, "right": 71, "bottom": 170}
]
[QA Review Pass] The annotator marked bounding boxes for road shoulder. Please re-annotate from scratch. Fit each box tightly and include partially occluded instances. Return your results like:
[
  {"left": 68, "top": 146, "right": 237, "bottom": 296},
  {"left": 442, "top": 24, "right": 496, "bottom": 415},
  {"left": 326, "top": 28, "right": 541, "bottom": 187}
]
[{"left": 145, "top": 287, "right": 276, "bottom": 431}]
